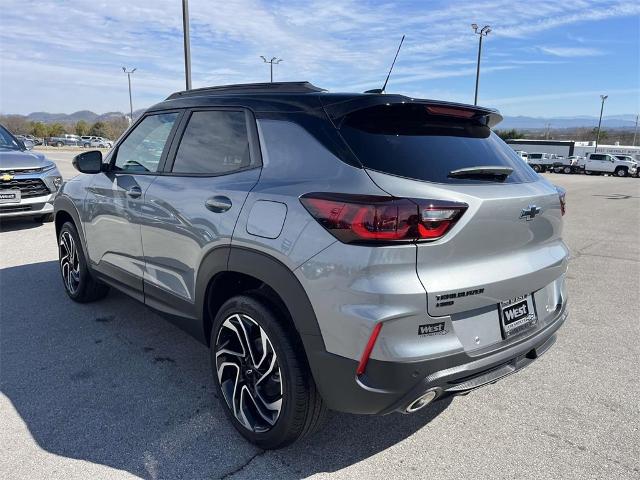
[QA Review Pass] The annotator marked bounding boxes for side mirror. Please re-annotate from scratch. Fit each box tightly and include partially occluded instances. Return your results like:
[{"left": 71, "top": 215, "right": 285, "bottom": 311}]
[{"left": 72, "top": 150, "right": 103, "bottom": 174}]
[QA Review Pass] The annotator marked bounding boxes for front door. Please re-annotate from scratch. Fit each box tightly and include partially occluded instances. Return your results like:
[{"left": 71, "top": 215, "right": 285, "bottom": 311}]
[{"left": 83, "top": 112, "right": 180, "bottom": 300}]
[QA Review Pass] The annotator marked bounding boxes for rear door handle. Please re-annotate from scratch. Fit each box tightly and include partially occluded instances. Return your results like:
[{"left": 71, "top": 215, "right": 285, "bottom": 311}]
[
  {"left": 126, "top": 185, "right": 142, "bottom": 198},
  {"left": 205, "top": 196, "right": 232, "bottom": 213}
]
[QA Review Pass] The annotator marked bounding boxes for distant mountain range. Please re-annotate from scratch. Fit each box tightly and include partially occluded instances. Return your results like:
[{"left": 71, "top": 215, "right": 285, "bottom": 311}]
[
  {"left": 8, "top": 110, "right": 639, "bottom": 130},
  {"left": 498, "top": 114, "right": 637, "bottom": 130}
]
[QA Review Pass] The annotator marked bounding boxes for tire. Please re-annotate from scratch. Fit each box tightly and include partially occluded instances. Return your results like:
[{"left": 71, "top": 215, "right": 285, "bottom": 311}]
[
  {"left": 58, "top": 221, "right": 109, "bottom": 302},
  {"left": 585, "top": 170, "right": 592, "bottom": 175},
  {"left": 615, "top": 167, "right": 627, "bottom": 177},
  {"left": 211, "top": 294, "right": 327, "bottom": 449},
  {"left": 532, "top": 165, "right": 541, "bottom": 173},
  {"left": 563, "top": 166, "right": 572, "bottom": 174},
  {"left": 55, "top": 141, "right": 63, "bottom": 147},
  {"left": 83, "top": 143, "right": 90, "bottom": 148},
  {"left": 33, "top": 213, "right": 54, "bottom": 223}
]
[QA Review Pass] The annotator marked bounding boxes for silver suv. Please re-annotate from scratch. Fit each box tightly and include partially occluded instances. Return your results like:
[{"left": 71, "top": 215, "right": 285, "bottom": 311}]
[
  {"left": 0, "top": 124, "right": 62, "bottom": 222},
  {"left": 54, "top": 82, "right": 569, "bottom": 449}
]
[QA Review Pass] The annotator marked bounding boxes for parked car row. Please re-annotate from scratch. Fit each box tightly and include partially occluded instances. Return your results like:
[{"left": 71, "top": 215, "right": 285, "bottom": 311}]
[
  {"left": 45, "top": 134, "right": 113, "bottom": 148},
  {"left": 516, "top": 150, "right": 638, "bottom": 177}
]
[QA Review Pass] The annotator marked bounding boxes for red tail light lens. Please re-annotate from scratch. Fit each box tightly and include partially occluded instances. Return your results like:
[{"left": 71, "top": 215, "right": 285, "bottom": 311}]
[{"left": 300, "top": 193, "right": 467, "bottom": 244}]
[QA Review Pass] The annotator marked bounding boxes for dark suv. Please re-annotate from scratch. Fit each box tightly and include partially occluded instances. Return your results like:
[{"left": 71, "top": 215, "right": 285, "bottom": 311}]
[{"left": 54, "top": 82, "right": 568, "bottom": 449}]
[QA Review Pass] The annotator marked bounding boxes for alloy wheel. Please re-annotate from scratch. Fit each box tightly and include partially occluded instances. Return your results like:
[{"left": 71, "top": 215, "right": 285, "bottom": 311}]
[
  {"left": 59, "top": 231, "right": 80, "bottom": 295},
  {"left": 215, "top": 313, "right": 283, "bottom": 432}
]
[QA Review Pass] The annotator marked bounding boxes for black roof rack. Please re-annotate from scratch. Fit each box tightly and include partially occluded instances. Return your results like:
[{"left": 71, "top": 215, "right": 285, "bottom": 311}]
[{"left": 166, "top": 81, "right": 326, "bottom": 100}]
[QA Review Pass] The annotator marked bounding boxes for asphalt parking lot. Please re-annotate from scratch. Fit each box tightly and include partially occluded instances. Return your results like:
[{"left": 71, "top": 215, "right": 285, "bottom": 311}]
[{"left": 1, "top": 150, "right": 639, "bottom": 479}]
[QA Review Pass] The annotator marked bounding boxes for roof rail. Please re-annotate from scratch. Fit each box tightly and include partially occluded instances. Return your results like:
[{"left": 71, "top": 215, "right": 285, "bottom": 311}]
[{"left": 166, "top": 81, "right": 326, "bottom": 100}]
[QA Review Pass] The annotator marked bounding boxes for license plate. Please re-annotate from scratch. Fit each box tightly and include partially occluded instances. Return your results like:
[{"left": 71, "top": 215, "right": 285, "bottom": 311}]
[
  {"left": 0, "top": 189, "right": 21, "bottom": 204},
  {"left": 499, "top": 294, "right": 537, "bottom": 338}
]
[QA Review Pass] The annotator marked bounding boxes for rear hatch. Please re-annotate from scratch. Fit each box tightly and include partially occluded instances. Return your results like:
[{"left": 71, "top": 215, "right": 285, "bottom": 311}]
[{"left": 328, "top": 98, "right": 568, "bottom": 316}]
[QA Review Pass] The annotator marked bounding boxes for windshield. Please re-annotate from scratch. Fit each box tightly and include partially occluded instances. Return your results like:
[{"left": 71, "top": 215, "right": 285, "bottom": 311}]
[{"left": 0, "top": 125, "right": 23, "bottom": 150}]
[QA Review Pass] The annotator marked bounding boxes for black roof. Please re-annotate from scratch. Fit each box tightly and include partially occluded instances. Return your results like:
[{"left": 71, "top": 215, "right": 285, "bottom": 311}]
[{"left": 152, "top": 81, "right": 503, "bottom": 126}]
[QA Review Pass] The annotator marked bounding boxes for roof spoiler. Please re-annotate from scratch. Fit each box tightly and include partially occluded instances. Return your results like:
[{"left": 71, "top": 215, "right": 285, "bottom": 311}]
[
  {"left": 166, "top": 81, "right": 326, "bottom": 100},
  {"left": 320, "top": 95, "right": 503, "bottom": 128}
]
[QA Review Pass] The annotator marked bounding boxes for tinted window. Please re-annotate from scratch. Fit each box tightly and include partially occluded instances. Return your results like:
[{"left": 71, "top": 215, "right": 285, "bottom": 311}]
[
  {"left": 590, "top": 154, "right": 605, "bottom": 160},
  {"left": 172, "top": 110, "right": 253, "bottom": 174},
  {"left": 340, "top": 104, "right": 539, "bottom": 184},
  {"left": 114, "top": 113, "right": 179, "bottom": 173}
]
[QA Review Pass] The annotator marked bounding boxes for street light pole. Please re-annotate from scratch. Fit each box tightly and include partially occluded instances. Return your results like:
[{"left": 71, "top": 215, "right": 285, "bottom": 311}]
[
  {"left": 122, "top": 67, "right": 136, "bottom": 123},
  {"left": 471, "top": 24, "right": 491, "bottom": 106},
  {"left": 182, "top": 0, "right": 192, "bottom": 90},
  {"left": 260, "top": 56, "right": 283, "bottom": 82},
  {"left": 633, "top": 114, "right": 639, "bottom": 147},
  {"left": 594, "top": 94, "right": 608, "bottom": 152}
]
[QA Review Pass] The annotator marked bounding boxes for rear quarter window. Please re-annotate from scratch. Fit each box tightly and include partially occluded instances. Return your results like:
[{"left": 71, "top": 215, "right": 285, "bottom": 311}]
[{"left": 339, "top": 104, "right": 538, "bottom": 184}]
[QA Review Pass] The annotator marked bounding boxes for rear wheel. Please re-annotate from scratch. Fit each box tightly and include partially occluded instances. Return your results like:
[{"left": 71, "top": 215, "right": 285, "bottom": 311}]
[
  {"left": 532, "top": 165, "right": 541, "bottom": 173},
  {"left": 211, "top": 294, "right": 326, "bottom": 449},
  {"left": 563, "top": 166, "right": 572, "bottom": 174},
  {"left": 55, "top": 141, "right": 63, "bottom": 147},
  {"left": 58, "top": 222, "right": 109, "bottom": 302}
]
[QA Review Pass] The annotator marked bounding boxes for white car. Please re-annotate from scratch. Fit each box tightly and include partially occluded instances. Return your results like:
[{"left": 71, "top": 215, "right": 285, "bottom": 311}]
[
  {"left": 514, "top": 150, "right": 528, "bottom": 161},
  {"left": 526, "top": 152, "right": 555, "bottom": 172},
  {"left": 585, "top": 153, "right": 638, "bottom": 177}
]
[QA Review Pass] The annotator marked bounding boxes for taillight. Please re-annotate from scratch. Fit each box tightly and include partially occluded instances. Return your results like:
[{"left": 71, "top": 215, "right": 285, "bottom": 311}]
[
  {"left": 556, "top": 186, "right": 566, "bottom": 216},
  {"left": 300, "top": 193, "right": 467, "bottom": 244}
]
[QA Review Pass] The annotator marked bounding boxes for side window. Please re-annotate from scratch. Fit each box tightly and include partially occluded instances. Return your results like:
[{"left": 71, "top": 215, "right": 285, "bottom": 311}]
[
  {"left": 591, "top": 154, "right": 603, "bottom": 161},
  {"left": 114, "top": 113, "right": 179, "bottom": 173},
  {"left": 172, "top": 110, "right": 254, "bottom": 175}
]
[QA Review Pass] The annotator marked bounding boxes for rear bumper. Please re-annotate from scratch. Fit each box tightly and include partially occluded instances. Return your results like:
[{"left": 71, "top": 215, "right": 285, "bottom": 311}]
[{"left": 308, "top": 302, "right": 567, "bottom": 415}]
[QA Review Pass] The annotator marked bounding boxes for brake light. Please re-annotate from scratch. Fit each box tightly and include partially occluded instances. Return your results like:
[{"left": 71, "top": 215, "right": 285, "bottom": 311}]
[
  {"left": 356, "top": 323, "right": 382, "bottom": 376},
  {"left": 300, "top": 193, "right": 467, "bottom": 244},
  {"left": 426, "top": 105, "right": 476, "bottom": 119}
]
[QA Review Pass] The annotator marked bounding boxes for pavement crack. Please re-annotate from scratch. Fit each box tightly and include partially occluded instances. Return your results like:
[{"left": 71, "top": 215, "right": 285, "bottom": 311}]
[{"left": 218, "top": 449, "right": 266, "bottom": 480}]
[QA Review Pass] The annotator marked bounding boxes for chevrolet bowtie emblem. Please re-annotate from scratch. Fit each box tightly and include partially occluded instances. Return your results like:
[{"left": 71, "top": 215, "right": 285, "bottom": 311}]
[
  {"left": 0, "top": 174, "right": 14, "bottom": 181},
  {"left": 520, "top": 205, "right": 542, "bottom": 221}
]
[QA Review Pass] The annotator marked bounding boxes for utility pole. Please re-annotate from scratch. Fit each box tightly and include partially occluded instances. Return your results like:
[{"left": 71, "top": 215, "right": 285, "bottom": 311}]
[
  {"left": 182, "top": 0, "right": 192, "bottom": 90},
  {"left": 545, "top": 123, "right": 551, "bottom": 140},
  {"left": 594, "top": 94, "right": 608, "bottom": 152},
  {"left": 471, "top": 24, "right": 491, "bottom": 106},
  {"left": 633, "top": 114, "right": 639, "bottom": 146},
  {"left": 122, "top": 67, "right": 136, "bottom": 123},
  {"left": 260, "top": 56, "right": 283, "bottom": 82}
]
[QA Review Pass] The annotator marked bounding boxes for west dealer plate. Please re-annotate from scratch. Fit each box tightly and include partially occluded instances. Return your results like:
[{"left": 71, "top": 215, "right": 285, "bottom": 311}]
[
  {"left": 0, "top": 189, "right": 21, "bottom": 204},
  {"left": 499, "top": 294, "right": 537, "bottom": 339}
]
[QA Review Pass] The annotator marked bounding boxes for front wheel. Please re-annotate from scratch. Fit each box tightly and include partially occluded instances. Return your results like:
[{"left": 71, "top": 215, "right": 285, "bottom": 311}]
[
  {"left": 58, "top": 222, "right": 109, "bottom": 302},
  {"left": 615, "top": 167, "right": 627, "bottom": 177},
  {"left": 532, "top": 165, "right": 541, "bottom": 173},
  {"left": 563, "top": 166, "right": 572, "bottom": 174},
  {"left": 211, "top": 294, "right": 326, "bottom": 449}
]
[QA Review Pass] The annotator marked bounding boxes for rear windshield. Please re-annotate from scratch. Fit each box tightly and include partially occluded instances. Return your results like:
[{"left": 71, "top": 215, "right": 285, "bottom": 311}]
[{"left": 339, "top": 104, "right": 538, "bottom": 184}]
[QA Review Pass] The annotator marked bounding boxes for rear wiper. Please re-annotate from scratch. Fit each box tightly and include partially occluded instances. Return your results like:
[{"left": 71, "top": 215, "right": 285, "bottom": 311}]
[{"left": 448, "top": 166, "right": 513, "bottom": 181}]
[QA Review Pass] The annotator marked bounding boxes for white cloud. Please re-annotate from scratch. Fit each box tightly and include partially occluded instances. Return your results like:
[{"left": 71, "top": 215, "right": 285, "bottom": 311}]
[{"left": 539, "top": 46, "right": 605, "bottom": 57}]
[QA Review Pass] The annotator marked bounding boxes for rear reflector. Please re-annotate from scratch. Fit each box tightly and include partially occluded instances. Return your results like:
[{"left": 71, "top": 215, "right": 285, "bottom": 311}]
[
  {"left": 356, "top": 323, "right": 382, "bottom": 376},
  {"left": 300, "top": 193, "right": 467, "bottom": 244}
]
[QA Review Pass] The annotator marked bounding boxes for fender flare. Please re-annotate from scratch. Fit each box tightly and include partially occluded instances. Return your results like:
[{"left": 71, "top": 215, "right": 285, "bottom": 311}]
[
  {"left": 54, "top": 195, "right": 89, "bottom": 258},
  {"left": 195, "top": 245, "right": 324, "bottom": 341}
]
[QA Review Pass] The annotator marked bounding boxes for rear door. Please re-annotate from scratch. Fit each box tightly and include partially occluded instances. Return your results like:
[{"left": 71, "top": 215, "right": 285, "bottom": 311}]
[
  {"left": 337, "top": 102, "right": 568, "bottom": 317},
  {"left": 141, "top": 108, "right": 261, "bottom": 320}
]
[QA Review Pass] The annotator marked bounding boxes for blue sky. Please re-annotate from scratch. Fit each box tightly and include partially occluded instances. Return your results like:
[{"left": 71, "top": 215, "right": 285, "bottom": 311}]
[{"left": 1, "top": 0, "right": 638, "bottom": 117}]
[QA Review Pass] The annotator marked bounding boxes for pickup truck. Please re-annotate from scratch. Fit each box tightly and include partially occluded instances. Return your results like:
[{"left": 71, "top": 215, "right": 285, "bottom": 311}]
[
  {"left": 47, "top": 134, "right": 81, "bottom": 147},
  {"left": 527, "top": 152, "right": 556, "bottom": 173},
  {"left": 584, "top": 153, "right": 638, "bottom": 177}
]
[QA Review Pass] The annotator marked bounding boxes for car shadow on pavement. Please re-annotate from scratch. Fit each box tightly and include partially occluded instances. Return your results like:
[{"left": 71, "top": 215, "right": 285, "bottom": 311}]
[
  {"left": 0, "top": 218, "right": 48, "bottom": 232},
  {"left": 0, "top": 260, "right": 451, "bottom": 480}
]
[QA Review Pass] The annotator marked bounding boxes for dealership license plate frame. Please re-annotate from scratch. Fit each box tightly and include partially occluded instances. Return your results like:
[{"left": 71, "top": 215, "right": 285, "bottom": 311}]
[
  {"left": 499, "top": 294, "right": 537, "bottom": 339},
  {"left": 0, "top": 189, "right": 21, "bottom": 204}
]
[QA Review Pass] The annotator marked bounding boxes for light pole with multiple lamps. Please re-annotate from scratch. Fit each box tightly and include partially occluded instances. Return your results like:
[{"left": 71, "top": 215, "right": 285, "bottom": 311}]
[
  {"left": 471, "top": 24, "right": 491, "bottom": 106},
  {"left": 122, "top": 67, "right": 136, "bottom": 124},
  {"left": 594, "top": 94, "right": 608, "bottom": 152},
  {"left": 260, "top": 56, "right": 283, "bottom": 82}
]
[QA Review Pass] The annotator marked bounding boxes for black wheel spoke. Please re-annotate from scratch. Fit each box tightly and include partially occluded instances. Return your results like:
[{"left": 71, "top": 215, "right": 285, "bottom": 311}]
[{"left": 59, "top": 231, "right": 81, "bottom": 295}]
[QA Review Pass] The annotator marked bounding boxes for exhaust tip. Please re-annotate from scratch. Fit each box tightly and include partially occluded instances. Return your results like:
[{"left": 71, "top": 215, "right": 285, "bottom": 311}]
[{"left": 405, "top": 390, "right": 438, "bottom": 413}]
